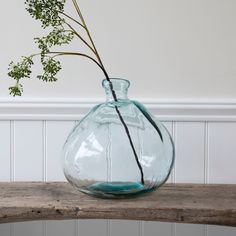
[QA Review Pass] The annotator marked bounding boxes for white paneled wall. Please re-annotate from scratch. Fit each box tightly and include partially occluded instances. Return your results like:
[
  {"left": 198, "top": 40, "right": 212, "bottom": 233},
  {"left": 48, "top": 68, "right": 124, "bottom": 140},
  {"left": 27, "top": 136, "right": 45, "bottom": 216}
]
[
  {"left": 208, "top": 122, "right": 236, "bottom": 184},
  {"left": 0, "top": 100, "right": 236, "bottom": 236}
]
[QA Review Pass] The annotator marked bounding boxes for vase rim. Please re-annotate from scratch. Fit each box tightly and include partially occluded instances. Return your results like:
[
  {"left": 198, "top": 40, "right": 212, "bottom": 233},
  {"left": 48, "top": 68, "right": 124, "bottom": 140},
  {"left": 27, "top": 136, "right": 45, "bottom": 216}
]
[
  {"left": 102, "top": 78, "right": 130, "bottom": 89},
  {"left": 102, "top": 78, "right": 130, "bottom": 101}
]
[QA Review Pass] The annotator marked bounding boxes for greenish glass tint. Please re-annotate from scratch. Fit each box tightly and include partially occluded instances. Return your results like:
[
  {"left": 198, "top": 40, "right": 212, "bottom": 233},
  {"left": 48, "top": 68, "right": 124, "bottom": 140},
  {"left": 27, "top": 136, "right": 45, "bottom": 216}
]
[{"left": 62, "top": 79, "right": 175, "bottom": 198}]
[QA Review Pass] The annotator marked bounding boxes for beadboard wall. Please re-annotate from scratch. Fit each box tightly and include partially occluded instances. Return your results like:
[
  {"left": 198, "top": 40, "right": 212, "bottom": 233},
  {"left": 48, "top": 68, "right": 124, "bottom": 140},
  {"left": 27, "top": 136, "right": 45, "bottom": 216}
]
[{"left": 0, "top": 99, "right": 236, "bottom": 236}]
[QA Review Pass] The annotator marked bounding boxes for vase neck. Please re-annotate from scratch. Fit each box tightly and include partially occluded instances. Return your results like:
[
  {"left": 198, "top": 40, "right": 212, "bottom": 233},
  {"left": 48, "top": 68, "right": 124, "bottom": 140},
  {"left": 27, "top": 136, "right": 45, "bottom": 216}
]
[{"left": 102, "top": 78, "right": 130, "bottom": 102}]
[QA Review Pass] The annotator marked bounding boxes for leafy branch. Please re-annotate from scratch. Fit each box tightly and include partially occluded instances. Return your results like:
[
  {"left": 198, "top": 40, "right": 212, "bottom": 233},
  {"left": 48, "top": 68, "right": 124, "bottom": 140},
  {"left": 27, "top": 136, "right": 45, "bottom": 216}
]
[
  {"left": 8, "top": 0, "right": 106, "bottom": 96},
  {"left": 7, "top": 0, "right": 145, "bottom": 185},
  {"left": 8, "top": 56, "right": 34, "bottom": 96}
]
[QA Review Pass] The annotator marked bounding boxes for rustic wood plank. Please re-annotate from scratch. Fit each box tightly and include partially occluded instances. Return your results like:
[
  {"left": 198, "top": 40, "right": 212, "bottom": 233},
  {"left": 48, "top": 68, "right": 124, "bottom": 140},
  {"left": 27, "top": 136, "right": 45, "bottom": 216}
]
[{"left": 0, "top": 182, "right": 235, "bottom": 226}]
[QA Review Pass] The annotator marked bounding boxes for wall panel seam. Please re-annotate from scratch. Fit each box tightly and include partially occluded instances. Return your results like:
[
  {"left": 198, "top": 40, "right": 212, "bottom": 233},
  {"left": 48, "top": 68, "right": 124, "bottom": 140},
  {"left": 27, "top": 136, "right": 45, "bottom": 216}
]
[
  {"left": 204, "top": 122, "right": 209, "bottom": 184},
  {"left": 204, "top": 122, "right": 209, "bottom": 236},
  {"left": 42, "top": 121, "right": 47, "bottom": 182},
  {"left": 75, "top": 220, "right": 78, "bottom": 236},
  {"left": 42, "top": 120, "right": 47, "bottom": 236},
  {"left": 172, "top": 121, "right": 177, "bottom": 183},
  {"left": 10, "top": 121, "right": 15, "bottom": 182},
  {"left": 10, "top": 121, "right": 15, "bottom": 236},
  {"left": 139, "top": 221, "right": 143, "bottom": 236},
  {"left": 171, "top": 121, "right": 177, "bottom": 236},
  {"left": 107, "top": 219, "right": 110, "bottom": 236}
]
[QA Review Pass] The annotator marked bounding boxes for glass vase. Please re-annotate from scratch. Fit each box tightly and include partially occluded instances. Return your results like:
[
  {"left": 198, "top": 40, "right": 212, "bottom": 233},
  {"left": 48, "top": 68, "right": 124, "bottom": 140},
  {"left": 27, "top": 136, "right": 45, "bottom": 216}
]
[{"left": 62, "top": 78, "right": 175, "bottom": 198}]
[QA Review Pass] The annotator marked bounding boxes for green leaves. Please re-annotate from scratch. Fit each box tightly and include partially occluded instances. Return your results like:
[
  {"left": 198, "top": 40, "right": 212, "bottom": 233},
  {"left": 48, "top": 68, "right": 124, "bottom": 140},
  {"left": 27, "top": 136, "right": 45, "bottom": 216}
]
[
  {"left": 37, "top": 58, "right": 62, "bottom": 82},
  {"left": 35, "top": 27, "right": 74, "bottom": 56},
  {"left": 8, "top": 56, "right": 34, "bottom": 80},
  {"left": 25, "top": 0, "right": 66, "bottom": 28},
  {"left": 33, "top": 27, "right": 74, "bottom": 84},
  {"left": 7, "top": 0, "right": 74, "bottom": 97},
  {"left": 8, "top": 56, "right": 61, "bottom": 96},
  {"left": 8, "top": 0, "right": 105, "bottom": 96},
  {"left": 9, "top": 84, "right": 23, "bottom": 97},
  {"left": 8, "top": 56, "right": 34, "bottom": 96}
]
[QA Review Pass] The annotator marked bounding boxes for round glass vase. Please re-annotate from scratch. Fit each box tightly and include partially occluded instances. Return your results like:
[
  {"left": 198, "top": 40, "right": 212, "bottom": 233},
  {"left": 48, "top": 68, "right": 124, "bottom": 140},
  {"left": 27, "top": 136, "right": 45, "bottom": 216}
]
[{"left": 62, "top": 78, "right": 175, "bottom": 198}]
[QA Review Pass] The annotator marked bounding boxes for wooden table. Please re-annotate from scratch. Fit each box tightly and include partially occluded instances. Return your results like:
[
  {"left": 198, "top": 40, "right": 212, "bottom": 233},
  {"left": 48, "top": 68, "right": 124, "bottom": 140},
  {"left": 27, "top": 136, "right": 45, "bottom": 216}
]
[{"left": 0, "top": 182, "right": 235, "bottom": 227}]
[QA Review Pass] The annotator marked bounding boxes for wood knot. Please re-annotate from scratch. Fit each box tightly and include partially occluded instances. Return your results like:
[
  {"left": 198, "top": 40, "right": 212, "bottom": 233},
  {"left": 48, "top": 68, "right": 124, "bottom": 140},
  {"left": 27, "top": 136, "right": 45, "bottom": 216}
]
[
  {"left": 56, "top": 209, "right": 63, "bottom": 215},
  {"left": 75, "top": 207, "right": 80, "bottom": 212}
]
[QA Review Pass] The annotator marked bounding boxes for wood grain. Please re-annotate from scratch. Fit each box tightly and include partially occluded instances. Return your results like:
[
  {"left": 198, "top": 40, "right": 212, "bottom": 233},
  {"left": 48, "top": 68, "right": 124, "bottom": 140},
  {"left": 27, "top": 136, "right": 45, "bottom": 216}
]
[{"left": 0, "top": 182, "right": 235, "bottom": 226}]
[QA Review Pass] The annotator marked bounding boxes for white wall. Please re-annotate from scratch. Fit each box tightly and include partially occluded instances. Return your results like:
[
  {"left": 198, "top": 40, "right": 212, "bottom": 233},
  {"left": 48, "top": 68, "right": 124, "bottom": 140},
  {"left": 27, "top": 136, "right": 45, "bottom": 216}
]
[
  {"left": 0, "top": 100, "right": 236, "bottom": 236},
  {"left": 1, "top": 0, "right": 236, "bottom": 99}
]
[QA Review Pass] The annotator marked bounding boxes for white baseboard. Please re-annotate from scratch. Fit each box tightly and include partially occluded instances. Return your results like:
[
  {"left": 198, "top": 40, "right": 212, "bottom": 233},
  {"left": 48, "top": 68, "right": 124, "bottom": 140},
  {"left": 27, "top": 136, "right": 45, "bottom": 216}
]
[{"left": 1, "top": 98, "right": 236, "bottom": 121}]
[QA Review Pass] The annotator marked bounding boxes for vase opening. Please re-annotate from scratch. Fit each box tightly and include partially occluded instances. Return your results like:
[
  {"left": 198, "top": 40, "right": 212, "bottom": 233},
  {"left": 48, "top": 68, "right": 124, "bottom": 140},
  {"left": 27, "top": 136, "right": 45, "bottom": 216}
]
[{"left": 102, "top": 78, "right": 130, "bottom": 102}]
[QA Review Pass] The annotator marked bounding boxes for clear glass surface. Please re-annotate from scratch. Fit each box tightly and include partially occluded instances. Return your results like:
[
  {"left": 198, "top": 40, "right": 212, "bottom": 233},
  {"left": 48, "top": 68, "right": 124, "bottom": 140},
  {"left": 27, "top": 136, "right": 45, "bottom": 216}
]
[{"left": 62, "top": 78, "right": 175, "bottom": 198}]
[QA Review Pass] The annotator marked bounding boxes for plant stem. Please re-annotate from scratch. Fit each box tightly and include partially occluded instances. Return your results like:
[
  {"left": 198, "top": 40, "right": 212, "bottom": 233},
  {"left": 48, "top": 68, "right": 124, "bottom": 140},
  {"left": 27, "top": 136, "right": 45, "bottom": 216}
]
[
  {"left": 64, "top": 22, "right": 96, "bottom": 54},
  {"left": 59, "top": 11, "right": 85, "bottom": 28},
  {"left": 28, "top": 51, "right": 108, "bottom": 78},
  {"left": 114, "top": 106, "right": 145, "bottom": 184},
  {"left": 50, "top": 51, "right": 108, "bottom": 76},
  {"left": 71, "top": 0, "right": 105, "bottom": 68},
  {"left": 71, "top": 0, "right": 145, "bottom": 185}
]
